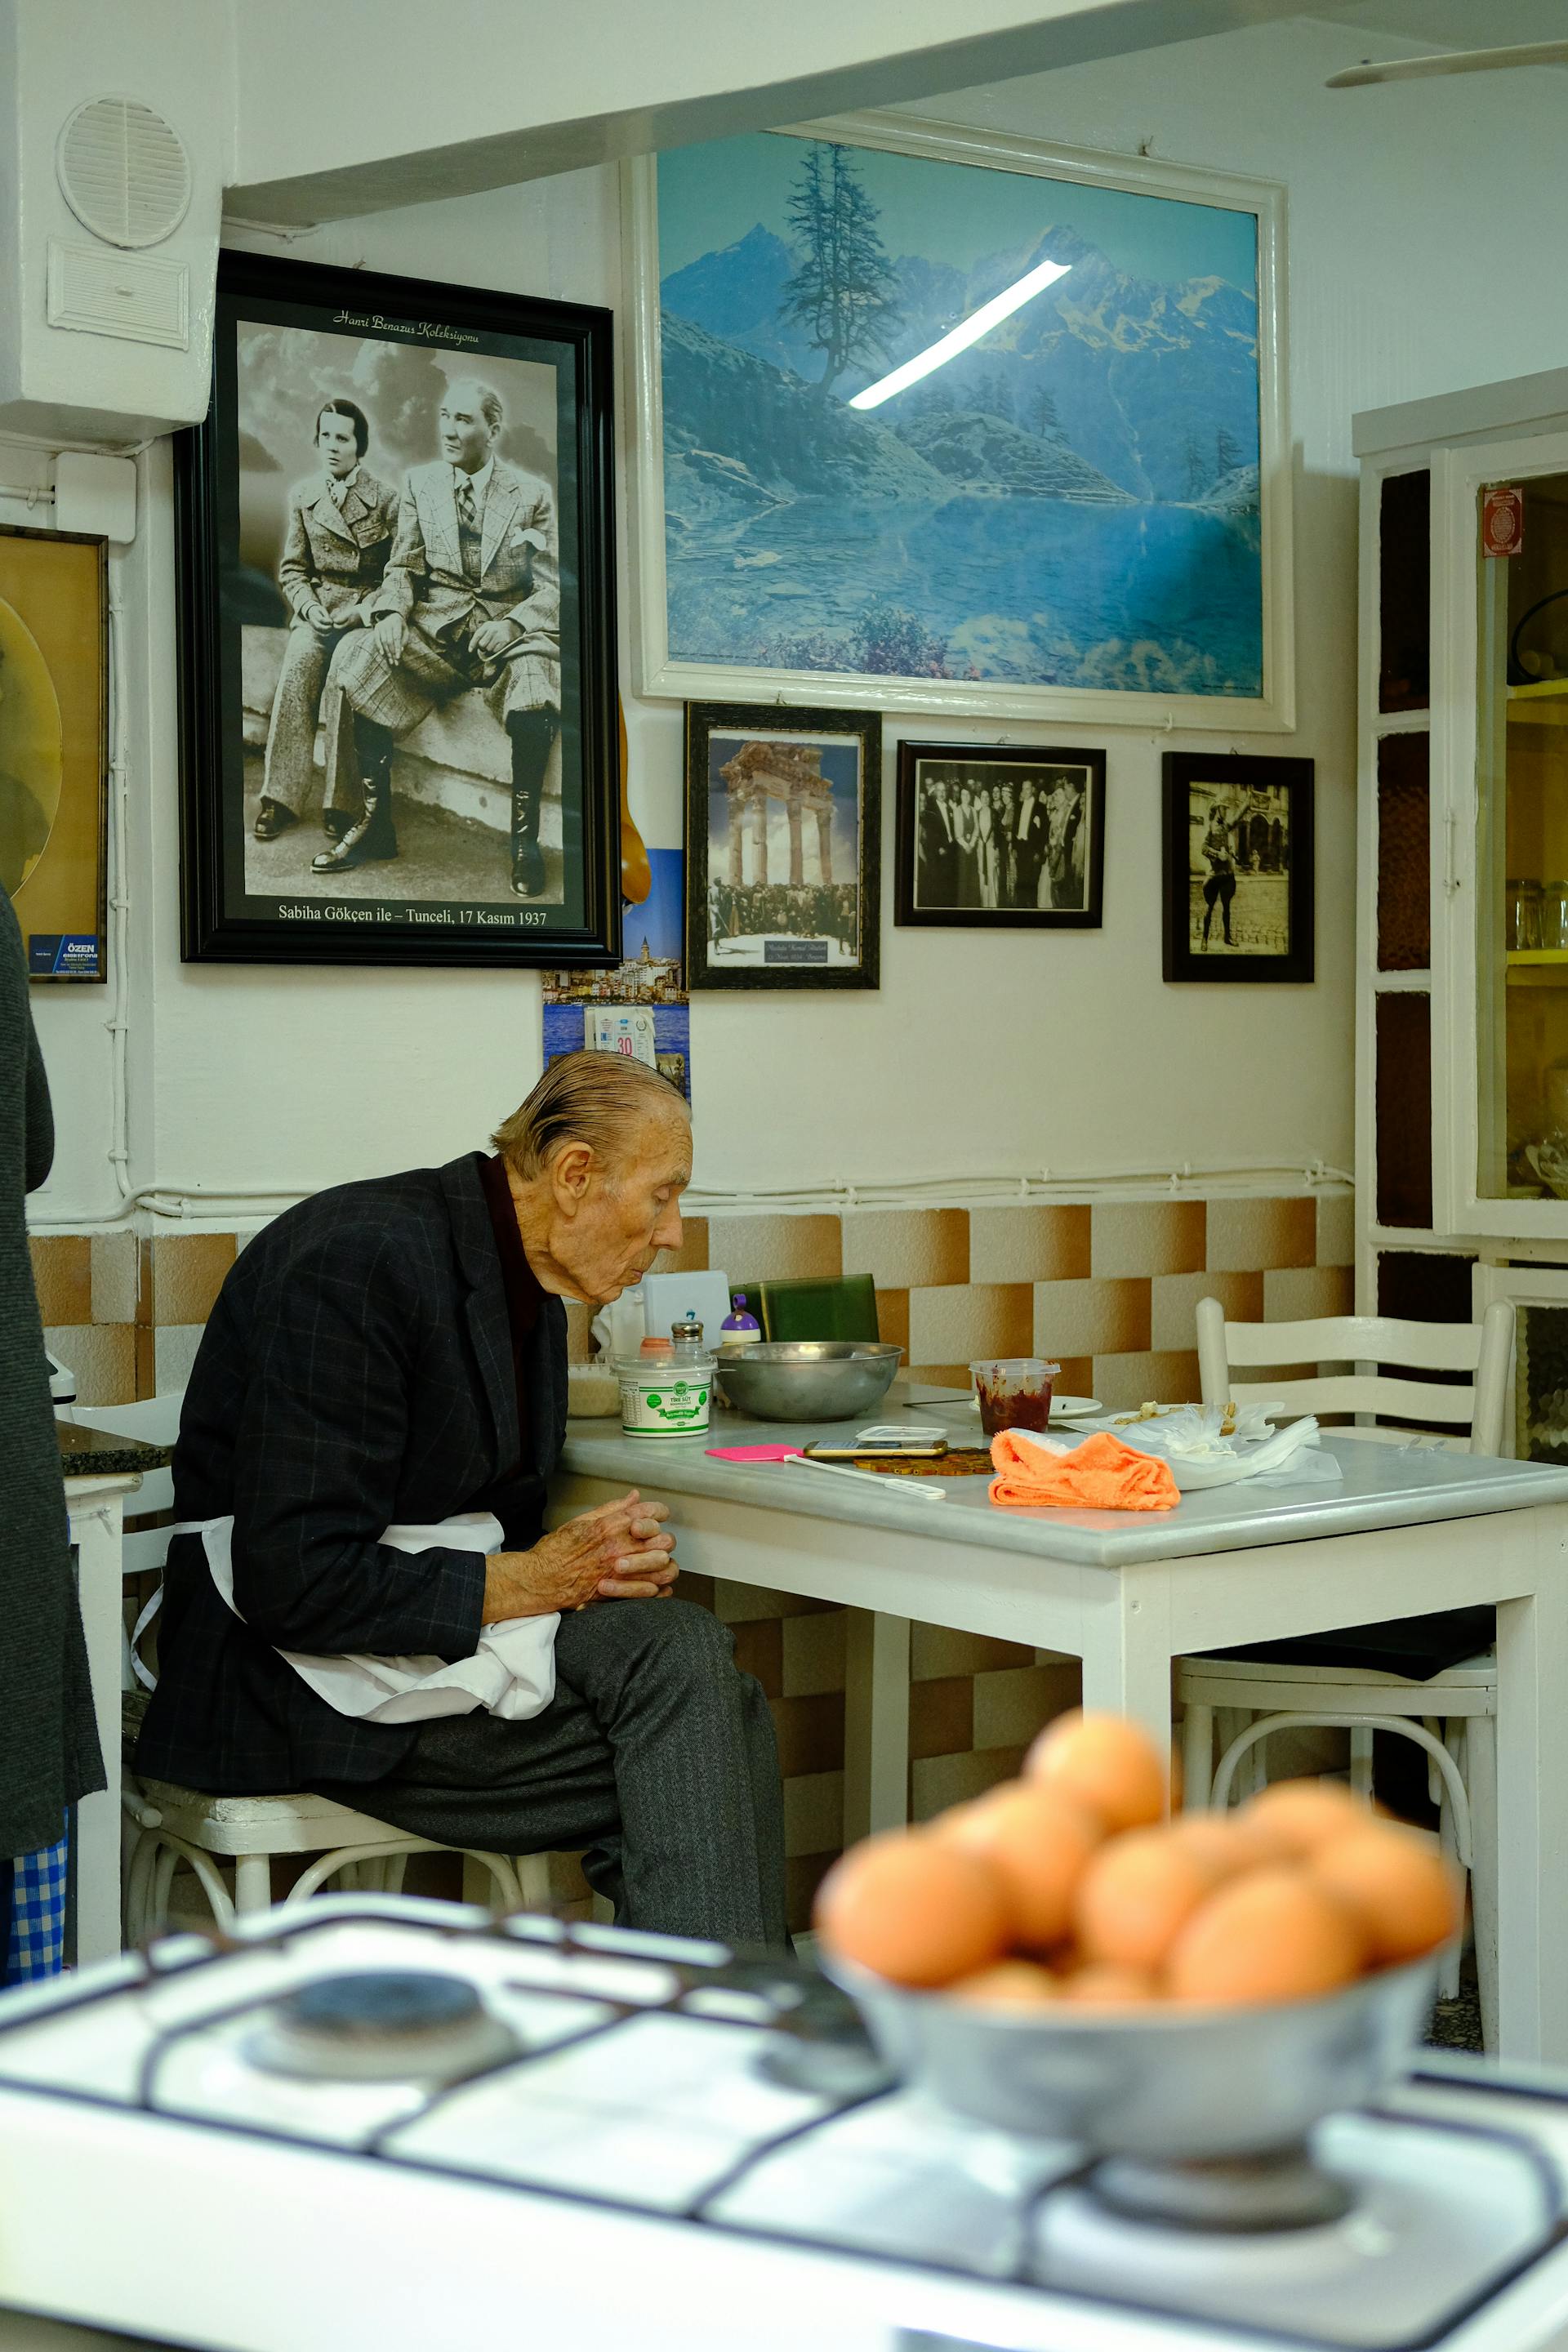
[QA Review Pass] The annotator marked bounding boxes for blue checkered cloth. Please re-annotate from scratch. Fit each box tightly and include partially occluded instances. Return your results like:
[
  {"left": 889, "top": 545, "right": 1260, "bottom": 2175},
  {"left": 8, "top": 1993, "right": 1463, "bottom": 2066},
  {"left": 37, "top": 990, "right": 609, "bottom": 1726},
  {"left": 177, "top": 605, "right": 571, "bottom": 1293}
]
[{"left": 5, "top": 1831, "right": 69, "bottom": 1982}]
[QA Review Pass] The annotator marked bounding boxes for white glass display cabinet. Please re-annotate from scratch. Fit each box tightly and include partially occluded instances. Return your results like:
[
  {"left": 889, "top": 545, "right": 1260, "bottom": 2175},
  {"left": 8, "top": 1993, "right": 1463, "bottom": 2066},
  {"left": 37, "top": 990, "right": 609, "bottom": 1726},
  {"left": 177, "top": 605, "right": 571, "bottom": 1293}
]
[{"left": 1356, "top": 370, "right": 1568, "bottom": 1455}]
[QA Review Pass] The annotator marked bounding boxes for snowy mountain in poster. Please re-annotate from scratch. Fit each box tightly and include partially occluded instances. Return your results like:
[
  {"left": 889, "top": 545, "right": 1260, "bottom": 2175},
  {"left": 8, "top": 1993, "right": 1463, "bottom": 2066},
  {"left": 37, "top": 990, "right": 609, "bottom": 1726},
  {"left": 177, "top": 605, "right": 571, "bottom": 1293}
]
[{"left": 656, "top": 135, "right": 1266, "bottom": 695}]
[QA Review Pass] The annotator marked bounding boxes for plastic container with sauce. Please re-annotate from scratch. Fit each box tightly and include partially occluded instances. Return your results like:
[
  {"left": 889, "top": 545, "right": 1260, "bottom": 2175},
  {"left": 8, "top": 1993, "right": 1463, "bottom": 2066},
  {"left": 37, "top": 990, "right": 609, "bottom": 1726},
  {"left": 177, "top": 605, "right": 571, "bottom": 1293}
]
[{"left": 969, "top": 1356, "right": 1060, "bottom": 1438}]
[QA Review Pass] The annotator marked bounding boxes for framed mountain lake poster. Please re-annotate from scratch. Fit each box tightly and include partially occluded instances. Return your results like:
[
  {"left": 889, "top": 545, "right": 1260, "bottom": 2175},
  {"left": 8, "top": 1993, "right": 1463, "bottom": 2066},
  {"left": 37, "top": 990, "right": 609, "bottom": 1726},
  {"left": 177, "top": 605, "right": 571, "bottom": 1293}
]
[{"left": 624, "top": 113, "right": 1291, "bottom": 732}]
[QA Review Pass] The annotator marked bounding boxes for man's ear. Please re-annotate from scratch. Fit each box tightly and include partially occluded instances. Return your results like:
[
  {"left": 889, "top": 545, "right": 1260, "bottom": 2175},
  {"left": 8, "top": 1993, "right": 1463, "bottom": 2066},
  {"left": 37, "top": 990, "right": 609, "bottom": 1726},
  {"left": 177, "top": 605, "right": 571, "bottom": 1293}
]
[{"left": 550, "top": 1141, "right": 595, "bottom": 1214}]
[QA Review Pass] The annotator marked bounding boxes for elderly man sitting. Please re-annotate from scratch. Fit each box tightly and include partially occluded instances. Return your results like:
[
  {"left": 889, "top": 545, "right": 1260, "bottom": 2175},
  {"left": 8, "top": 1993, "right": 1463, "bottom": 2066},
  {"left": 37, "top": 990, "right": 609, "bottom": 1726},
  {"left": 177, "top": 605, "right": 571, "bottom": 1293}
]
[{"left": 136, "top": 1053, "right": 786, "bottom": 1948}]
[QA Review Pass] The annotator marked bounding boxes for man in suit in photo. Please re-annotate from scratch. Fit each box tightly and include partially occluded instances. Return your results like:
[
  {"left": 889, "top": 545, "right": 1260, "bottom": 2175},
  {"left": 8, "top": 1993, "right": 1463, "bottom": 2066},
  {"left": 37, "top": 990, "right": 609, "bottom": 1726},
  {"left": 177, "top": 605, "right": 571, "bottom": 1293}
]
[
  {"left": 321, "top": 377, "right": 559, "bottom": 896},
  {"left": 136, "top": 1051, "right": 787, "bottom": 1948},
  {"left": 255, "top": 399, "right": 399, "bottom": 844}
]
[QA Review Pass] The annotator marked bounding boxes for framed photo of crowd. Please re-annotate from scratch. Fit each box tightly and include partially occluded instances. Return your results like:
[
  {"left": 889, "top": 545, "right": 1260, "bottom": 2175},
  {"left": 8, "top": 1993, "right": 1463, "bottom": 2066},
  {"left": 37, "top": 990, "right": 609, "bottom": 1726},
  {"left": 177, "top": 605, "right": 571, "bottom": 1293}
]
[
  {"left": 894, "top": 741, "right": 1105, "bottom": 929},
  {"left": 175, "top": 251, "right": 621, "bottom": 966},
  {"left": 1161, "top": 750, "right": 1313, "bottom": 983},
  {"left": 684, "top": 700, "right": 880, "bottom": 989}
]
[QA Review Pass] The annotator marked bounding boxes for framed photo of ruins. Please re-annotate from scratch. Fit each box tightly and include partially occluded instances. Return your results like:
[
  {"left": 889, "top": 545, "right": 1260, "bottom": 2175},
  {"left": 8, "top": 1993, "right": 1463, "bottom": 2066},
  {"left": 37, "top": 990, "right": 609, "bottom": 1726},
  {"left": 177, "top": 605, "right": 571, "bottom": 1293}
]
[
  {"left": 684, "top": 700, "right": 880, "bottom": 989},
  {"left": 175, "top": 249, "right": 621, "bottom": 966}
]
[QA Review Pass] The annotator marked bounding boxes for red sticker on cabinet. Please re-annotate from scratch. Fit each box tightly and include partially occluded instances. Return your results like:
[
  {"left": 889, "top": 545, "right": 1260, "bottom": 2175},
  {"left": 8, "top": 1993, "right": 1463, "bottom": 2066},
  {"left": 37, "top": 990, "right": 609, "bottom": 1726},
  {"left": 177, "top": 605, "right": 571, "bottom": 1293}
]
[{"left": 1482, "top": 488, "right": 1524, "bottom": 557}]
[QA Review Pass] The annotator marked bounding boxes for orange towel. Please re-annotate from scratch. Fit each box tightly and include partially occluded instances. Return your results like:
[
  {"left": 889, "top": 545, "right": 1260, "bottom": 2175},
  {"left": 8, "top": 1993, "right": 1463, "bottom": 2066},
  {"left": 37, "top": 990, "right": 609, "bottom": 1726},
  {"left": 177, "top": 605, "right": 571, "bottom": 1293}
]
[{"left": 989, "top": 1428, "right": 1179, "bottom": 1513}]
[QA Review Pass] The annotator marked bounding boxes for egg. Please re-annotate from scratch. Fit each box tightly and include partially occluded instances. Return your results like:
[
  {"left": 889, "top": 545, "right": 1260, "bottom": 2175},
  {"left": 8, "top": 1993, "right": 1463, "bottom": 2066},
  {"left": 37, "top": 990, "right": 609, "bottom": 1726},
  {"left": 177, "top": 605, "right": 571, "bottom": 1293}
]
[
  {"left": 1058, "top": 1962, "right": 1161, "bottom": 2007},
  {"left": 813, "top": 1830, "right": 1010, "bottom": 1987},
  {"left": 952, "top": 1959, "right": 1061, "bottom": 2010},
  {"left": 1166, "top": 1811, "right": 1275, "bottom": 1882},
  {"left": 1073, "top": 1824, "right": 1227, "bottom": 1971},
  {"left": 1165, "top": 1867, "right": 1366, "bottom": 2006},
  {"left": 1307, "top": 1824, "right": 1462, "bottom": 1963},
  {"left": 1025, "top": 1710, "right": 1168, "bottom": 1833},
  {"left": 1241, "top": 1779, "right": 1372, "bottom": 1858},
  {"left": 938, "top": 1782, "right": 1103, "bottom": 1949}
]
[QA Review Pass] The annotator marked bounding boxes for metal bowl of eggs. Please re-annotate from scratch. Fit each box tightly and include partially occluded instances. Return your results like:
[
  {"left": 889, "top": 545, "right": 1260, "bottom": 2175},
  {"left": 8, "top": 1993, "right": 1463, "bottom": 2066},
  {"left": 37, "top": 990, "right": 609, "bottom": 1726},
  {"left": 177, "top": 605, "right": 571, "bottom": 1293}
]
[
  {"left": 816, "top": 1711, "right": 1458, "bottom": 2166},
  {"left": 824, "top": 1945, "right": 1441, "bottom": 2161}
]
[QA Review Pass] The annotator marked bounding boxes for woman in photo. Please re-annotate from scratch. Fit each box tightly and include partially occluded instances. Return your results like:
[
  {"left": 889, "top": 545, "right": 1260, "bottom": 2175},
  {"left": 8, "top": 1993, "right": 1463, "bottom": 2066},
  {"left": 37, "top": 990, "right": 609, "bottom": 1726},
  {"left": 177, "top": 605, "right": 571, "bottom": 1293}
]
[
  {"left": 1040, "top": 775, "right": 1083, "bottom": 909},
  {"left": 1199, "top": 804, "right": 1238, "bottom": 947},
  {"left": 975, "top": 781, "right": 999, "bottom": 909},
  {"left": 951, "top": 782, "right": 979, "bottom": 908},
  {"left": 254, "top": 399, "right": 399, "bottom": 847}
]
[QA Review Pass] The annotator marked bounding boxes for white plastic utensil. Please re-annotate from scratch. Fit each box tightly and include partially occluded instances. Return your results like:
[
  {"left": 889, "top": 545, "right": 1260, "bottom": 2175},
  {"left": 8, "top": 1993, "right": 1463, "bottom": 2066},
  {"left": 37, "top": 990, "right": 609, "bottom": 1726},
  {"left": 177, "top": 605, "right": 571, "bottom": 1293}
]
[{"left": 782, "top": 1452, "right": 947, "bottom": 1503}]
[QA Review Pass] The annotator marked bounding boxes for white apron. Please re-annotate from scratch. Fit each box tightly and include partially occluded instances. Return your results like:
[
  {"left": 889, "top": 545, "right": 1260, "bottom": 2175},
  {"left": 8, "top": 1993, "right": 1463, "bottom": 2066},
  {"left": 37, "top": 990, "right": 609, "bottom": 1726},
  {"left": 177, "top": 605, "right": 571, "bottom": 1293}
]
[{"left": 171, "top": 1511, "right": 558, "bottom": 1726}]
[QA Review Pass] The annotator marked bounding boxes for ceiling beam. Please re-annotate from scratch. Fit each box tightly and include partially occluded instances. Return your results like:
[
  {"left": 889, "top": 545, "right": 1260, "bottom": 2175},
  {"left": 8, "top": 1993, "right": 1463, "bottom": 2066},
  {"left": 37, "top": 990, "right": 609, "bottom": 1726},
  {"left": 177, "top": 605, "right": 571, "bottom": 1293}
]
[{"left": 225, "top": 0, "right": 1309, "bottom": 228}]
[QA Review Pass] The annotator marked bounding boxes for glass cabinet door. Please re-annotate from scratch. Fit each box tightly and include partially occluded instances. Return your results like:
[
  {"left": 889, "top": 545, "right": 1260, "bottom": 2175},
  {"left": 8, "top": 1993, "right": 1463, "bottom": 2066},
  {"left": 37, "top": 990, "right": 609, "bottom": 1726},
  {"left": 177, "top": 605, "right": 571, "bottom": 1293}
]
[{"left": 1475, "top": 467, "right": 1568, "bottom": 1205}]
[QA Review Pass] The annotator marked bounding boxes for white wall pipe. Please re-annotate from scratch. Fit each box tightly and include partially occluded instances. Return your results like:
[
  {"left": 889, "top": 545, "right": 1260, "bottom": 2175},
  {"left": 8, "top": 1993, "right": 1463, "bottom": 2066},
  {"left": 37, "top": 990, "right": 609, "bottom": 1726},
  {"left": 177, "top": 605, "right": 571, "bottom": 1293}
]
[{"left": 26, "top": 1160, "right": 1355, "bottom": 1236}]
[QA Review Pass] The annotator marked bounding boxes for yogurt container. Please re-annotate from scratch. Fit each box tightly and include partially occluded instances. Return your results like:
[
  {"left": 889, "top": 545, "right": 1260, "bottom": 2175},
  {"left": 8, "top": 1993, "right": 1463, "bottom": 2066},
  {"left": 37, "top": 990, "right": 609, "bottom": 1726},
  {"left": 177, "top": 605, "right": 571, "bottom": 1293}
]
[{"left": 617, "top": 1349, "right": 715, "bottom": 1438}]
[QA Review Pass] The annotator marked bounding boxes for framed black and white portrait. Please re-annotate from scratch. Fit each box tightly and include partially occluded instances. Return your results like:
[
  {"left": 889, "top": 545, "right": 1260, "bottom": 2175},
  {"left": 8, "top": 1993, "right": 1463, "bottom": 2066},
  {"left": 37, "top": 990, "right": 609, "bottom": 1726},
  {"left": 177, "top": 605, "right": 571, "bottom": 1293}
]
[
  {"left": 1161, "top": 751, "right": 1313, "bottom": 982},
  {"left": 176, "top": 251, "right": 620, "bottom": 966},
  {"left": 894, "top": 741, "right": 1105, "bottom": 929},
  {"left": 684, "top": 701, "right": 880, "bottom": 990}
]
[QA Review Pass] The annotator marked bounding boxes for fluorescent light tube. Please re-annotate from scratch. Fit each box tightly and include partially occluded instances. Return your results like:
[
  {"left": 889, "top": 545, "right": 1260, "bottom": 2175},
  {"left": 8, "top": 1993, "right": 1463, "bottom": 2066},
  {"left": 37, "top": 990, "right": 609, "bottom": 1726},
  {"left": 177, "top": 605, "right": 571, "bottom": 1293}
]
[{"left": 848, "top": 257, "right": 1072, "bottom": 412}]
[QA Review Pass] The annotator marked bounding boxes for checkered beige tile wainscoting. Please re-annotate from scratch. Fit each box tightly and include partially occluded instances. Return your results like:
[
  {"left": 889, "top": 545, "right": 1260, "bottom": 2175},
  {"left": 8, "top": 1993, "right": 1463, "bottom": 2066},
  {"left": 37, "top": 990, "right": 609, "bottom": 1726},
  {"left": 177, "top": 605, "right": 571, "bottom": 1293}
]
[
  {"left": 32, "top": 1231, "right": 236, "bottom": 1405},
  {"left": 653, "top": 1190, "right": 1355, "bottom": 1408},
  {"left": 36, "top": 1189, "right": 1352, "bottom": 1931}
]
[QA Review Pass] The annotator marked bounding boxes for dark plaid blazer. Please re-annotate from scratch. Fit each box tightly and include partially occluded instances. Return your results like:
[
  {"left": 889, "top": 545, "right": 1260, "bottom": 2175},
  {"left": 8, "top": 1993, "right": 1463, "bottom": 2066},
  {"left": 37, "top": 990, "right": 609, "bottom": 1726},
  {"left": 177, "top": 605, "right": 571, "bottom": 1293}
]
[{"left": 135, "top": 1153, "right": 567, "bottom": 1794}]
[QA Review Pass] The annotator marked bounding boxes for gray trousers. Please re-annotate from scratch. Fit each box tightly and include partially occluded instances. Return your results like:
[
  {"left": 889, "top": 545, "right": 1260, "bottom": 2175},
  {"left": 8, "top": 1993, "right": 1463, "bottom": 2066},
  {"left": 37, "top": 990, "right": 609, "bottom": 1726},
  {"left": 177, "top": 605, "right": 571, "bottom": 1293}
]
[
  {"left": 263, "top": 619, "right": 356, "bottom": 817},
  {"left": 316, "top": 1598, "right": 788, "bottom": 1951}
]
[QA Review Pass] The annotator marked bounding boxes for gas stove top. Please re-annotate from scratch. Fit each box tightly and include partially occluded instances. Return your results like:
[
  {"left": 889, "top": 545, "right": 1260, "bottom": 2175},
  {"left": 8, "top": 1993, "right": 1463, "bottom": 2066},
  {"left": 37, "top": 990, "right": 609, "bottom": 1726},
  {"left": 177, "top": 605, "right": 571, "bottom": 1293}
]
[{"left": 1, "top": 1900, "right": 1566, "bottom": 2352}]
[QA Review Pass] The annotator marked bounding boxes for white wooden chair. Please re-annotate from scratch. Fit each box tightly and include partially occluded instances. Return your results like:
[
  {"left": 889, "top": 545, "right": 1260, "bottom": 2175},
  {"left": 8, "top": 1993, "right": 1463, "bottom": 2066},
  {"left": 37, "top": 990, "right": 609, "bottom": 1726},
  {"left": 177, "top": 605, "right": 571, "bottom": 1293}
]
[
  {"left": 89, "top": 1394, "right": 555, "bottom": 1941},
  {"left": 1178, "top": 1296, "right": 1516, "bottom": 2051}
]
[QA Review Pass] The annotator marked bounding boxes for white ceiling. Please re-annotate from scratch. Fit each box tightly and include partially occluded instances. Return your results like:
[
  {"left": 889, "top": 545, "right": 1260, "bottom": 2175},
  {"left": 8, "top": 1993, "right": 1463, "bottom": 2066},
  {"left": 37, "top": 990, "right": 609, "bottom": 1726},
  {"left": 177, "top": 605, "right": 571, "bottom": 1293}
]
[{"left": 1309, "top": 0, "right": 1568, "bottom": 56}]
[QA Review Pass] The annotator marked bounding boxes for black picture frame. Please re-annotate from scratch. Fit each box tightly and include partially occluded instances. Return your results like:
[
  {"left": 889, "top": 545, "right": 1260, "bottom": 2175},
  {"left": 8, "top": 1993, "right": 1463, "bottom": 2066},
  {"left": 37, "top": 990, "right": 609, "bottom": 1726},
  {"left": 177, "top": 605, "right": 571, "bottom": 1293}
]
[
  {"left": 684, "top": 700, "right": 880, "bottom": 990},
  {"left": 894, "top": 740, "right": 1106, "bottom": 929},
  {"left": 1162, "top": 751, "right": 1314, "bottom": 982},
  {"left": 176, "top": 251, "right": 621, "bottom": 966}
]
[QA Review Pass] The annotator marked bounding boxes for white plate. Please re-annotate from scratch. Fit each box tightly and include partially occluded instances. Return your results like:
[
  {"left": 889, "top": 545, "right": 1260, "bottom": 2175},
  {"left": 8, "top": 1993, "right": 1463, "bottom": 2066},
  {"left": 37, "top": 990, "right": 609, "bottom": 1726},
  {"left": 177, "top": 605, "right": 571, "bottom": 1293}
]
[{"left": 965, "top": 1394, "right": 1101, "bottom": 1423}]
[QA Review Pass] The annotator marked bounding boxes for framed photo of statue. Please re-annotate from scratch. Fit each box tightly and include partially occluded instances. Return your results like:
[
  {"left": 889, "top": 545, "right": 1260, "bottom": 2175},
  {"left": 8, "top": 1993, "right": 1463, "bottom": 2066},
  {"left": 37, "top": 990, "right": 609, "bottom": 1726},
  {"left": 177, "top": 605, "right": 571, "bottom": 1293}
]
[
  {"left": 894, "top": 739, "right": 1105, "bottom": 929},
  {"left": 1161, "top": 751, "right": 1313, "bottom": 984},
  {"left": 175, "top": 250, "right": 621, "bottom": 966},
  {"left": 625, "top": 112, "right": 1291, "bottom": 732},
  {"left": 0, "top": 525, "right": 108, "bottom": 982},
  {"left": 684, "top": 700, "right": 880, "bottom": 990}
]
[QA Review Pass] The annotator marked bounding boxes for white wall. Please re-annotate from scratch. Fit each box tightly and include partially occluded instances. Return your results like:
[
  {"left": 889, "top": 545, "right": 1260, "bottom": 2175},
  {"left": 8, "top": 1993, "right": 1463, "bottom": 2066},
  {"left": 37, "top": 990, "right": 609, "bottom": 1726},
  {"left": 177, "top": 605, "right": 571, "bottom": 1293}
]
[{"left": 23, "top": 11, "right": 1568, "bottom": 1218}]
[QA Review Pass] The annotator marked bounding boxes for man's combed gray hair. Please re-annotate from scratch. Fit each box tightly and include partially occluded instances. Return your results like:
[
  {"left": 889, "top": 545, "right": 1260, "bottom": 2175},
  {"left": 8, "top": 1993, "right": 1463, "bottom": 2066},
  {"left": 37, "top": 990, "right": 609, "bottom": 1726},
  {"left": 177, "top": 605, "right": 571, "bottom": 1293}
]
[
  {"left": 492, "top": 1050, "right": 688, "bottom": 1180},
  {"left": 446, "top": 375, "right": 504, "bottom": 434}
]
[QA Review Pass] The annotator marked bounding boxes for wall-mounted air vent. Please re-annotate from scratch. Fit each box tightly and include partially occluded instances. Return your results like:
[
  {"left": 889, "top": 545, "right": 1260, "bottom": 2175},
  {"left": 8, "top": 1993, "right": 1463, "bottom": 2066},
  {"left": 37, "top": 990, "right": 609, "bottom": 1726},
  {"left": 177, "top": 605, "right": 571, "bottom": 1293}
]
[{"left": 56, "top": 96, "right": 192, "bottom": 250}]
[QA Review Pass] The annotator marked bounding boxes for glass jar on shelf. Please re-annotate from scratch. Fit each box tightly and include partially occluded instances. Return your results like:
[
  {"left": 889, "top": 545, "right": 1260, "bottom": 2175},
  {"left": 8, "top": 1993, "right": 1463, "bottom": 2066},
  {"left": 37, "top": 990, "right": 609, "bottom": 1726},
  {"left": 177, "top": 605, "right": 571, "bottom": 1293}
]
[
  {"left": 1508, "top": 878, "right": 1544, "bottom": 952},
  {"left": 1543, "top": 881, "right": 1568, "bottom": 952}
]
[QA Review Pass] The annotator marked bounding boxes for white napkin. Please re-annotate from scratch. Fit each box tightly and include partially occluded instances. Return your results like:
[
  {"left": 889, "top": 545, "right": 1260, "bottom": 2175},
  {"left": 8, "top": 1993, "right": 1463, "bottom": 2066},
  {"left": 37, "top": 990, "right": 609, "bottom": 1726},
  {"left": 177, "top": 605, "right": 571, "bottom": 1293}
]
[
  {"left": 1093, "top": 1407, "right": 1343, "bottom": 1493},
  {"left": 176, "top": 1511, "right": 558, "bottom": 1724}
]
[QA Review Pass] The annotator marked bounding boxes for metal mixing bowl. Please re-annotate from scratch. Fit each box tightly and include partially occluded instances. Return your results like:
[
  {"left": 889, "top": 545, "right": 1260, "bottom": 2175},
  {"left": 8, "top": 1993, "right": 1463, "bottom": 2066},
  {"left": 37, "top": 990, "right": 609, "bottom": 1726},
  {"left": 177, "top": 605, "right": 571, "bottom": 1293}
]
[
  {"left": 823, "top": 1949, "right": 1441, "bottom": 2160},
  {"left": 715, "top": 1340, "right": 903, "bottom": 1423}
]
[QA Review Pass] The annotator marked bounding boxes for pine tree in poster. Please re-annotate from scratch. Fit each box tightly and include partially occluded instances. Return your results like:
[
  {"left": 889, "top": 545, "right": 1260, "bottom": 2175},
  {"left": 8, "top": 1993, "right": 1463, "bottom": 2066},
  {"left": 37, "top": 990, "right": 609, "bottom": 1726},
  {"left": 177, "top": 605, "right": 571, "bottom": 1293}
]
[{"left": 781, "top": 142, "right": 902, "bottom": 397}]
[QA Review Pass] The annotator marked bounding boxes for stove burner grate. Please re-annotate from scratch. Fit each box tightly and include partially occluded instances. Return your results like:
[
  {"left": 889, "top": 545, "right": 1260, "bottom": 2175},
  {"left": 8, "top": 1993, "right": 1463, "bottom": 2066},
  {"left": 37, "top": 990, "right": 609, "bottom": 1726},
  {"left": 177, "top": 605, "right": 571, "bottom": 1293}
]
[
  {"left": 250, "top": 1969, "right": 519, "bottom": 2082},
  {"left": 1088, "top": 2144, "right": 1355, "bottom": 2234}
]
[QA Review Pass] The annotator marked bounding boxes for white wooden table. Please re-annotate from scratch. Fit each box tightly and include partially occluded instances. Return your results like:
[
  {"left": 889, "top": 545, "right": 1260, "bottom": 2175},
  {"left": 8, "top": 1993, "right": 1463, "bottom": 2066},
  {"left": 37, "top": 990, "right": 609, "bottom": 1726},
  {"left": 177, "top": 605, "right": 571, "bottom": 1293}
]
[{"left": 556, "top": 1404, "right": 1568, "bottom": 2063}]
